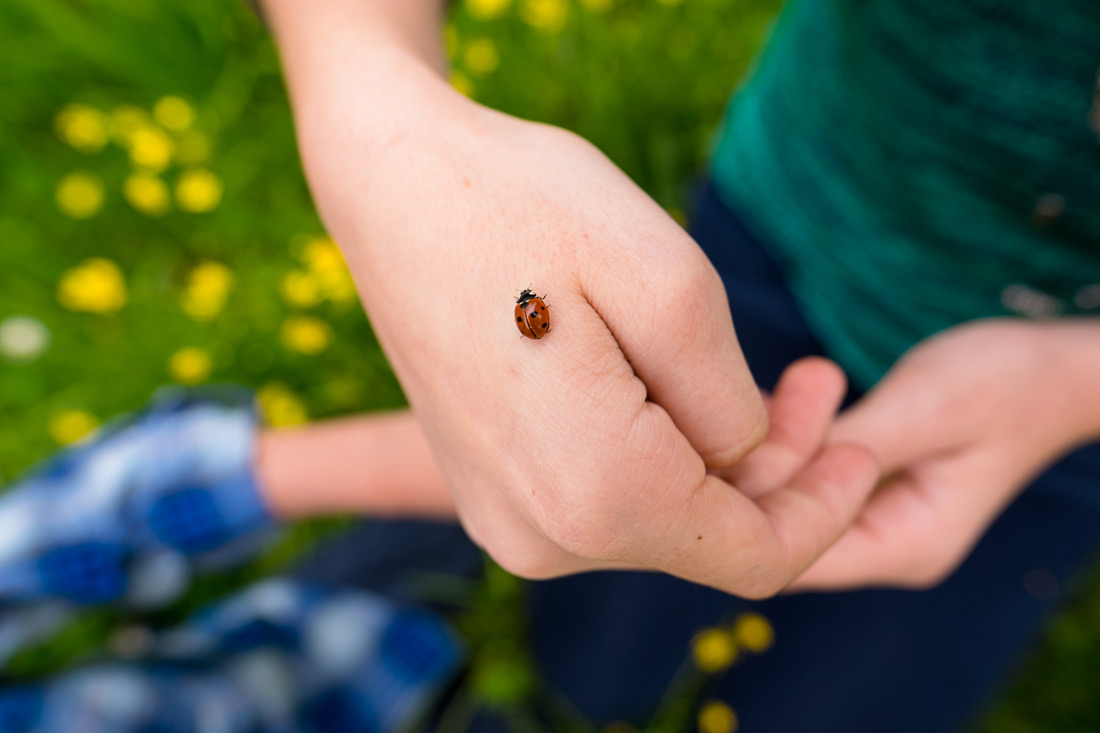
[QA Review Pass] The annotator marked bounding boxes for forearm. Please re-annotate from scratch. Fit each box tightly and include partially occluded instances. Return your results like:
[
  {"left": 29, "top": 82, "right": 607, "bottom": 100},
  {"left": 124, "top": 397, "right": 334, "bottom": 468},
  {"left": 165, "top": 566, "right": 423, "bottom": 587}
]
[
  {"left": 254, "top": 410, "right": 456, "bottom": 520},
  {"left": 260, "top": 0, "right": 451, "bottom": 116}
]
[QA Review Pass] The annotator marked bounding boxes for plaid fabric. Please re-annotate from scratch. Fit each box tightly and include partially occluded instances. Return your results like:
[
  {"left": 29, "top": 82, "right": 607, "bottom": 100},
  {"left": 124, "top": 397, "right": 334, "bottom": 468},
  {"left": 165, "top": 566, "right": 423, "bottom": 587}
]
[{"left": 0, "top": 391, "right": 462, "bottom": 732}]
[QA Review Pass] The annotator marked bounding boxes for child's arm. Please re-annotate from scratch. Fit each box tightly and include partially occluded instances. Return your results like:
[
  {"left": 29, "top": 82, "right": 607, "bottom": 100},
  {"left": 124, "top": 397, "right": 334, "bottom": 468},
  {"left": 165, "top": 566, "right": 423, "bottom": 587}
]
[{"left": 255, "top": 410, "right": 456, "bottom": 520}]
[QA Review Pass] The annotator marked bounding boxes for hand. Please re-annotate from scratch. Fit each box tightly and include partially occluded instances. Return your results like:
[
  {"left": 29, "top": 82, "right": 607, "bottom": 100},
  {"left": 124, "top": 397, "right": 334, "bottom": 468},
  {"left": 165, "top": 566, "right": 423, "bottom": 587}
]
[
  {"left": 791, "top": 319, "right": 1100, "bottom": 591},
  {"left": 265, "top": 1, "right": 878, "bottom": 596}
]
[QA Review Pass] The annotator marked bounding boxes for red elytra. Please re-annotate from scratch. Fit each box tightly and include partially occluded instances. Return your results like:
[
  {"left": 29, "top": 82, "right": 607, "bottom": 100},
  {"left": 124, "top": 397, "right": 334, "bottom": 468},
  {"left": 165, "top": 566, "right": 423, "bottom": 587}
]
[{"left": 515, "top": 289, "right": 551, "bottom": 340}]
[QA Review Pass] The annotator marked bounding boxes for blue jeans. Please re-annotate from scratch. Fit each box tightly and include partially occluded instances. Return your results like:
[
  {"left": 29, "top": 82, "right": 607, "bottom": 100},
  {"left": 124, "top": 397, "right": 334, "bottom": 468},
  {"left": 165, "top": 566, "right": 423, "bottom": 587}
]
[{"left": 299, "top": 182, "right": 1100, "bottom": 732}]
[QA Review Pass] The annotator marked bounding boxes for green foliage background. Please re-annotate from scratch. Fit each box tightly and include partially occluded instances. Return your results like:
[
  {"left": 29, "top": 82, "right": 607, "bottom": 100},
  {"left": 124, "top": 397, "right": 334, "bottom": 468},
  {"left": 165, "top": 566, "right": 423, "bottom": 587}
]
[{"left": 0, "top": 0, "right": 1097, "bottom": 730}]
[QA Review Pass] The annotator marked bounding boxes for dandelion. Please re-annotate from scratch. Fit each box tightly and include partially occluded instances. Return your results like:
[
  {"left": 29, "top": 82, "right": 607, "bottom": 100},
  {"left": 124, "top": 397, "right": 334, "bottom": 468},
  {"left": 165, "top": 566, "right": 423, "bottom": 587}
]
[
  {"left": 54, "top": 104, "right": 108, "bottom": 153},
  {"left": 450, "top": 70, "right": 475, "bottom": 98},
  {"left": 175, "top": 168, "right": 223, "bottom": 213},
  {"left": 520, "top": 0, "right": 568, "bottom": 33},
  {"left": 301, "top": 236, "right": 356, "bottom": 304},
  {"left": 153, "top": 95, "right": 194, "bottom": 131},
  {"left": 128, "top": 126, "right": 175, "bottom": 172},
  {"left": 257, "top": 383, "right": 309, "bottom": 427},
  {"left": 49, "top": 410, "right": 99, "bottom": 446},
  {"left": 691, "top": 627, "right": 738, "bottom": 673},
  {"left": 123, "top": 174, "right": 171, "bottom": 216},
  {"left": 181, "top": 261, "right": 234, "bottom": 321},
  {"left": 0, "top": 316, "right": 50, "bottom": 363},
  {"left": 732, "top": 612, "right": 774, "bottom": 652},
  {"left": 58, "top": 258, "right": 127, "bottom": 314},
  {"left": 698, "top": 701, "right": 738, "bottom": 733},
  {"left": 110, "top": 105, "right": 151, "bottom": 146},
  {"left": 301, "top": 236, "right": 343, "bottom": 273},
  {"left": 464, "top": 38, "right": 500, "bottom": 76},
  {"left": 55, "top": 172, "right": 105, "bottom": 219},
  {"left": 280, "top": 270, "right": 323, "bottom": 308},
  {"left": 281, "top": 315, "right": 333, "bottom": 355},
  {"left": 168, "top": 347, "right": 213, "bottom": 384},
  {"left": 466, "top": 0, "right": 512, "bottom": 20}
]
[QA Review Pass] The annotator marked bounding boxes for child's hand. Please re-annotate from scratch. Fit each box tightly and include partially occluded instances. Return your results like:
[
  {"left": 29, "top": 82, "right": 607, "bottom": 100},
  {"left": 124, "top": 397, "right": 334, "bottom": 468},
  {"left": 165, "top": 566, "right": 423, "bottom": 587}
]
[
  {"left": 790, "top": 319, "right": 1100, "bottom": 591},
  {"left": 269, "top": 11, "right": 884, "bottom": 595}
]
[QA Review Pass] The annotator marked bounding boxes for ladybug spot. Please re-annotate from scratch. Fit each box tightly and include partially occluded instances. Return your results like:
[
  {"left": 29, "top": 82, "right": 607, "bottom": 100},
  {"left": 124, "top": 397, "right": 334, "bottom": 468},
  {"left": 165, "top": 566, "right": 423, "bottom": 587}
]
[
  {"left": 542, "top": 323, "right": 548, "bottom": 329},
  {"left": 516, "top": 316, "right": 522, "bottom": 322}
]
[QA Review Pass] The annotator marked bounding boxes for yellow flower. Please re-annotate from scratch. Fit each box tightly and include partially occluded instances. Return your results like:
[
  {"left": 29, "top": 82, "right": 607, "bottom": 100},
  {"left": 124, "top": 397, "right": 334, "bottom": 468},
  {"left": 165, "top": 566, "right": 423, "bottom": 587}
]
[
  {"left": 579, "top": 0, "right": 614, "bottom": 11},
  {"left": 464, "top": 38, "right": 500, "bottom": 76},
  {"left": 58, "top": 258, "right": 127, "bottom": 314},
  {"left": 128, "top": 126, "right": 175, "bottom": 172},
  {"left": 280, "top": 270, "right": 323, "bottom": 308},
  {"left": 181, "top": 261, "right": 234, "bottom": 320},
  {"left": 520, "top": 0, "right": 568, "bottom": 32},
  {"left": 175, "top": 130, "right": 211, "bottom": 166},
  {"left": 55, "top": 172, "right": 105, "bottom": 219},
  {"left": 301, "top": 237, "right": 357, "bottom": 304},
  {"left": 698, "top": 701, "right": 738, "bottom": 733},
  {"left": 49, "top": 410, "right": 99, "bottom": 446},
  {"left": 691, "top": 627, "right": 738, "bottom": 673},
  {"left": 450, "top": 70, "right": 475, "bottom": 98},
  {"left": 54, "top": 104, "right": 108, "bottom": 153},
  {"left": 732, "top": 612, "right": 774, "bottom": 652},
  {"left": 466, "top": 0, "right": 512, "bottom": 20},
  {"left": 110, "top": 105, "right": 151, "bottom": 146},
  {"left": 281, "top": 315, "right": 333, "bottom": 355},
  {"left": 123, "top": 174, "right": 171, "bottom": 216},
  {"left": 153, "top": 95, "right": 194, "bottom": 131},
  {"left": 301, "top": 236, "right": 343, "bottom": 273},
  {"left": 175, "top": 168, "right": 223, "bottom": 213},
  {"left": 257, "top": 383, "right": 309, "bottom": 427},
  {"left": 168, "top": 347, "right": 213, "bottom": 384}
]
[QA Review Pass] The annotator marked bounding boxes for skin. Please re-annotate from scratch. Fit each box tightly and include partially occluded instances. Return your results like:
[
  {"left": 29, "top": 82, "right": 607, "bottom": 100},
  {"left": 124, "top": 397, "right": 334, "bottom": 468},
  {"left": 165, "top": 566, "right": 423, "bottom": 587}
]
[
  {"left": 789, "top": 319, "right": 1100, "bottom": 590},
  {"left": 256, "top": 0, "right": 879, "bottom": 598}
]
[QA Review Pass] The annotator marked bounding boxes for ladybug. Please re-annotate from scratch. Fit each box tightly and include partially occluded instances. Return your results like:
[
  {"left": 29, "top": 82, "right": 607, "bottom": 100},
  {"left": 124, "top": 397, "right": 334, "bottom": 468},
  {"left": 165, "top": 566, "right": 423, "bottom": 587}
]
[{"left": 515, "top": 288, "right": 551, "bottom": 340}]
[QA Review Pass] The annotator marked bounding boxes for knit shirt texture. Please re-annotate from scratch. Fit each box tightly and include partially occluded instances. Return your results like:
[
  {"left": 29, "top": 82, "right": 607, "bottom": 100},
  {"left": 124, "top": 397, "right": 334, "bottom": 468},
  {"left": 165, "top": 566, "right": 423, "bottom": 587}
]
[{"left": 711, "top": 0, "right": 1100, "bottom": 387}]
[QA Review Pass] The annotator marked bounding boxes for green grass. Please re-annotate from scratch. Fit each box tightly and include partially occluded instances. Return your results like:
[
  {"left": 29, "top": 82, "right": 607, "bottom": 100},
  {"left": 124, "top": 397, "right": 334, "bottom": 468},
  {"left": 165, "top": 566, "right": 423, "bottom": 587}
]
[{"left": 0, "top": 0, "right": 1097, "bottom": 730}]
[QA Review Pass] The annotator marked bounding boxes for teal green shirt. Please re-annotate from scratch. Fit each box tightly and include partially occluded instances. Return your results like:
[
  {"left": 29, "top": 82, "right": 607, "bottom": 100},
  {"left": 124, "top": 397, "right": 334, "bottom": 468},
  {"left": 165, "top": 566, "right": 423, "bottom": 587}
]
[{"left": 711, "top": 0, "right": 1100, "bottom": 388}]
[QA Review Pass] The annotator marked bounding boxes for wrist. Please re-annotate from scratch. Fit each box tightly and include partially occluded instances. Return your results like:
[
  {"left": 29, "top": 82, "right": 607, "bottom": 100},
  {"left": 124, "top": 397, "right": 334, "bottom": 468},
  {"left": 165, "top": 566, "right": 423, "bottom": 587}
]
[{"left": 1039, "top": 319, "right": 1100, "bottom": 446}]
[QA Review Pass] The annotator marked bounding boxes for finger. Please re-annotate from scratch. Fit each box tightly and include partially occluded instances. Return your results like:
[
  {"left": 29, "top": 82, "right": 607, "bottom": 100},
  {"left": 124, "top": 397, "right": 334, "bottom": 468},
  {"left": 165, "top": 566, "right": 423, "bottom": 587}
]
[
  {"left": 640, "top": 442, "right": 878, "bottom": 597},
  {"left": 720, "top": 357, "right": 848, "bottom": 497},
  {"left": 787, "top": 452, "right": 1008, "bottom": 591},
  {"left": 583, "top": 204, "right": 767, "bottom": 468},
  {"left": 755, "top": 442, "right": 881, "bottom": 581},
  {"left": 831, "top": 368, "right": 964, "bottom": 476}
]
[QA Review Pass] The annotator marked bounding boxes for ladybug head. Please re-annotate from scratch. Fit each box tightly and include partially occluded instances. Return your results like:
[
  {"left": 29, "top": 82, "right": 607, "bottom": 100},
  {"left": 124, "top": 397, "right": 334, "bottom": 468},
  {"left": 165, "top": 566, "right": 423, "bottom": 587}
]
[{"left": 516, "top": 288, "right": 537, "bottom": 304}]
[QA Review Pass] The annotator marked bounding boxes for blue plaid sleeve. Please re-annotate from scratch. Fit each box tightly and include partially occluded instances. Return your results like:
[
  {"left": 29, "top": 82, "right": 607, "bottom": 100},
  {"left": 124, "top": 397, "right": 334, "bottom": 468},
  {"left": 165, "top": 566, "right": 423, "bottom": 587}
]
[
  {"left": 0, "top": 388, "right": 276, "bottom": 645},
  {"left": 0, "top": 578, "right": 464, "bottom": 733}
]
